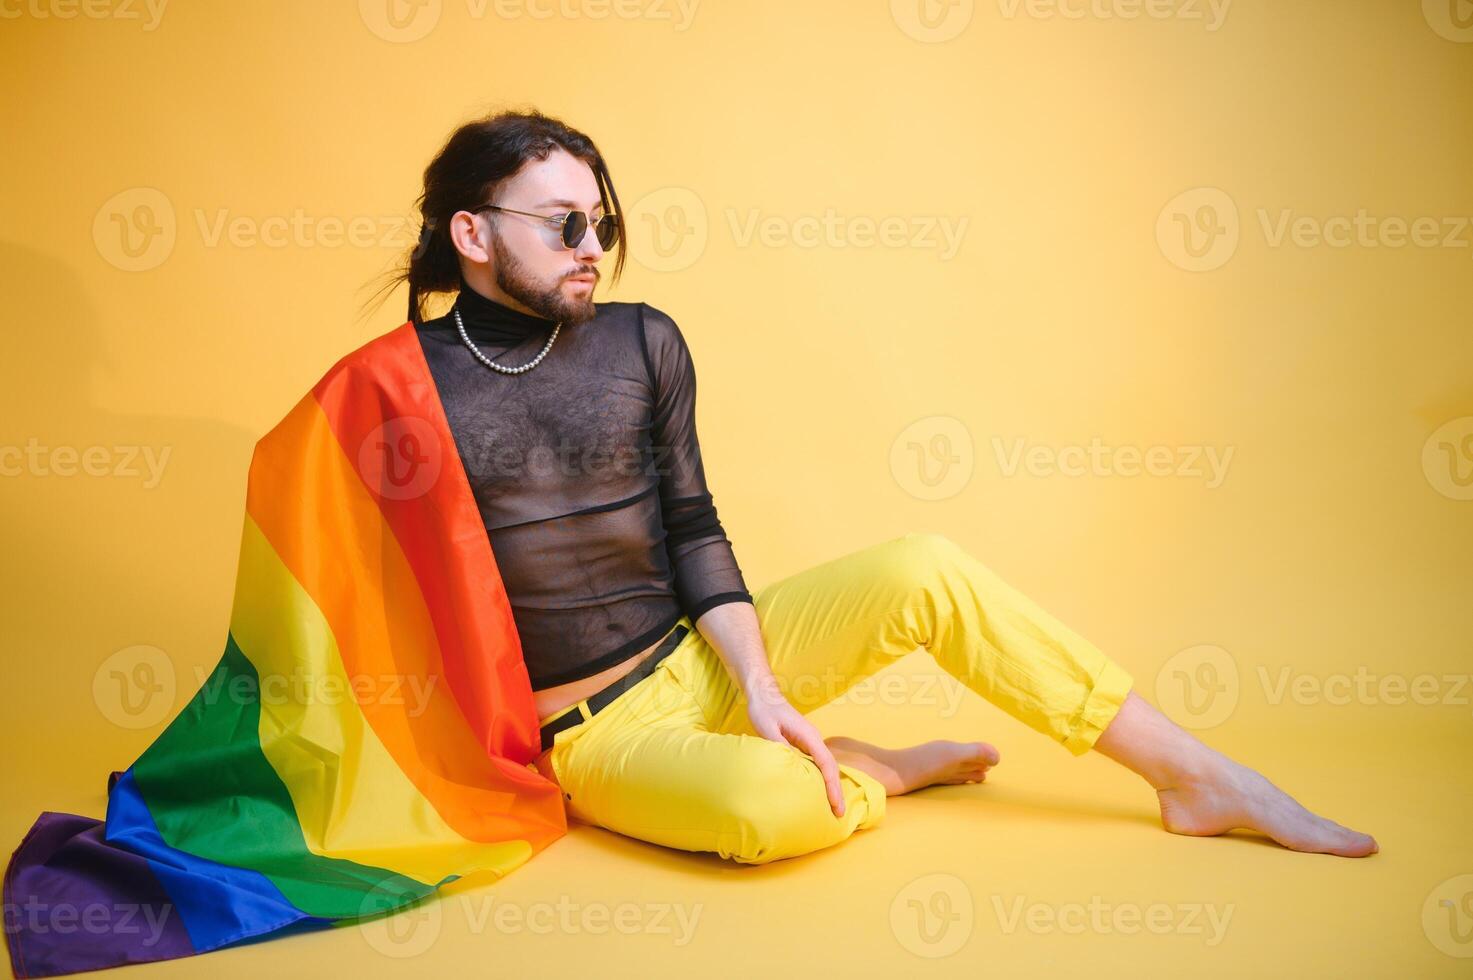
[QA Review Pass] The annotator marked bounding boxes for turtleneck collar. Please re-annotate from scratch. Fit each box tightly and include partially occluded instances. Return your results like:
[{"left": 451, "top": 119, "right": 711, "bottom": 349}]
[{"left": 452, "top": 275, "right": 557, "bottom": 345}]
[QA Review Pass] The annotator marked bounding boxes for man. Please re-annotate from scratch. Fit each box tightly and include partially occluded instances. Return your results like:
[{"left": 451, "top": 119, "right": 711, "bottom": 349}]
[{"left": 388, "top": 109, "right": 1377, "bottom": 864}]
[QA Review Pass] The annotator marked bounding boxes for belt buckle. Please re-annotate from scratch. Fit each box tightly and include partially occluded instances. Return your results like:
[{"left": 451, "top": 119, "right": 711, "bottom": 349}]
[{"left": 539, "top": 704, "right": 585, "bottom": 752}]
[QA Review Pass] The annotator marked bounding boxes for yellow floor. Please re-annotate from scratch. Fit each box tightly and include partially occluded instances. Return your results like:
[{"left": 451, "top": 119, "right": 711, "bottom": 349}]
[{"left": 5, "top": 653, "right": 1468, "bottom": 979}]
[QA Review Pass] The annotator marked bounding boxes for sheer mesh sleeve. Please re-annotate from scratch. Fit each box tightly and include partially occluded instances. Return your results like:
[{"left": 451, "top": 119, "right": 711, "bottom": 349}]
[{"left": 639, "top": 303, "right": 754, "bottom": 622}]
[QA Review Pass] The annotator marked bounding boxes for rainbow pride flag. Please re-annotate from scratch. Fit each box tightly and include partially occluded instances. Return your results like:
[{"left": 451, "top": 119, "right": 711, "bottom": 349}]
[{"left": 3, "top": 322, "right": 568, "bottom": 978}]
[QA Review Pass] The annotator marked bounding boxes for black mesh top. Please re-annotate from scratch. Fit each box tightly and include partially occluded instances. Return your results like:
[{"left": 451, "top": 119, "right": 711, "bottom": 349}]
[{"left": 414, "top": 277, "right": 754, "bottom": 691}]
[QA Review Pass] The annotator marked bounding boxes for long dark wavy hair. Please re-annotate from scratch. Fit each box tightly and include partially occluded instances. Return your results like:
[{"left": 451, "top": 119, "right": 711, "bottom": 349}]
[{"left": 362, "top": 107, "right": 627, "bottom": 327}]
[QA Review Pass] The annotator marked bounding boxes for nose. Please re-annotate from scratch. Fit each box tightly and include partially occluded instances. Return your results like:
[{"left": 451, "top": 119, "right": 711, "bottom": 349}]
[{"left": 573, "top": 224, "right": 605, "bottom": 263}]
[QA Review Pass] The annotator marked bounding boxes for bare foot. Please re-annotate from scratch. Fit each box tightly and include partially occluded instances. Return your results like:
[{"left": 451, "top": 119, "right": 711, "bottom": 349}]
[
  {"left": 1094, "top": 691, "right": 1378, "bottom": 858},
  {"left": 826, "top": 735, "right": 1000, "bottom": 796},
  {"left": 1156, "top": 750, "right": 1379, "bottom": 857}
]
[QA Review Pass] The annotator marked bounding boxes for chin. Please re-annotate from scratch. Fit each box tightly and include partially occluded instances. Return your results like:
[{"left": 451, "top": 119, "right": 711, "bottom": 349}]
[
  {"left": 568, "top": 300, "right": 598, "bottom": 325},
  {"left": 550, "top": 295, "right": 597, "bottom": 326}
]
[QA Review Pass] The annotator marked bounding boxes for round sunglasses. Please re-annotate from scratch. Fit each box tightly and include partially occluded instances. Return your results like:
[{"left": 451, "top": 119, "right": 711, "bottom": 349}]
[{"left": 472, "top": 202, "right": 620, "bottom": 250}]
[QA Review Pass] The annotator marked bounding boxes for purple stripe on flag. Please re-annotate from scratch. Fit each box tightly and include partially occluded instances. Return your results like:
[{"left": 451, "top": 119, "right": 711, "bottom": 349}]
[{"left": 3, "top": 811, "right": 194, "bottom": 979}]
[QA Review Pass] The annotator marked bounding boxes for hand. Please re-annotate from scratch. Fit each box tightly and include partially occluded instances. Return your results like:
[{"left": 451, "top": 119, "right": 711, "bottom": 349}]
[{"left": 743, "top": 683, "right": 846, "bottom": 818}]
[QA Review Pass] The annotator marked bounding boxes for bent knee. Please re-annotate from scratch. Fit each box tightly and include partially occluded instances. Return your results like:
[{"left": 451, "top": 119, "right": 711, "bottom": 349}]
[
  {"left": 712, "top": 744, "right": 847, "bottom": 864},
  {"left": 718, "top": 801, "right": 829, "bottom": 865},
  {"left": 902, "top": 531, "right": 962, "bottom": 559},
  {"left": 893, "top": 531, "right": 976, "bottom": 584}
]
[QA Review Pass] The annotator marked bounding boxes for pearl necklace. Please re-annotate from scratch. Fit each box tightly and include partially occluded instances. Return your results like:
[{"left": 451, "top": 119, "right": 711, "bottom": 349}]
[{"left": 453, "top": 307, "right": 561, "bottom": 375}]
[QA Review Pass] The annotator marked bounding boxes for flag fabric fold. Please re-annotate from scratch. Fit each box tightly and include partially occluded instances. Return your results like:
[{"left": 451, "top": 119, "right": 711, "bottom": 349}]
[{"left": 4, "top": 322, "right": 568, "bottom": 978}]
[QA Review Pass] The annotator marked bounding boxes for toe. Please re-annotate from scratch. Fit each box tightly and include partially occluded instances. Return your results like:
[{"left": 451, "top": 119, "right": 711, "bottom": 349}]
[{"left": 969, "top": 741, "right": 1001, "bottom": 766}]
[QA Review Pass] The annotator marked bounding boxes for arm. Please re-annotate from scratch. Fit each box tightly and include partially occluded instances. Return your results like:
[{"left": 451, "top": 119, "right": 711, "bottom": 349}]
[
  {"left": 641, "top": 304, "right": 846, "bottom": 816},
  {"left": 640, "top": 303, "right": 751, "bottom": 622}
]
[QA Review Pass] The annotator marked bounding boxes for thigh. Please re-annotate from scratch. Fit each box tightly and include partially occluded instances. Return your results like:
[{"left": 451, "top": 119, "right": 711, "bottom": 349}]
[
  {"left": 704, "top": 533, "right": 944, "bottom": 733},
  {"left": 547, "top": 656, "right": 885, "bottom": 864},
  {"left": 707, "top": 532, "right": 1136, "bottom": 757}
]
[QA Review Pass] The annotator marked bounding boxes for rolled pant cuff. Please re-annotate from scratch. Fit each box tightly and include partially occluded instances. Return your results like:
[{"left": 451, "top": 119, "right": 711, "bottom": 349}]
[
  {"left": 1060, "top": 658, "right": 1135, "bottom": 756},
  {"left": 843, "top": 763, "right": 889, "bottom": 830}
]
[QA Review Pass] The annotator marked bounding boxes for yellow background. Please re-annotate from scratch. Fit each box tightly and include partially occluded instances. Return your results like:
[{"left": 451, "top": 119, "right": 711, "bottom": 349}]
[{"left": 2, "top": 0, "right": 1470, "bottom": 976}]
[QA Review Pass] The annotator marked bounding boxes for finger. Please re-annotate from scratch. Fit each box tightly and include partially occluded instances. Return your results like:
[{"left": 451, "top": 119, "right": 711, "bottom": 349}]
[
  {"left": 812, "top": 741, "right": 845, "bottom": 818},
  {"left": 788, "top": 725, "right": 845, "bottom": 818}
]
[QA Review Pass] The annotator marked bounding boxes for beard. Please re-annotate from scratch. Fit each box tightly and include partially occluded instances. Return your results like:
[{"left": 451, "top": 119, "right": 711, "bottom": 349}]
[{"left": 490, "top": 231, "right": 599, "bottom": 327}]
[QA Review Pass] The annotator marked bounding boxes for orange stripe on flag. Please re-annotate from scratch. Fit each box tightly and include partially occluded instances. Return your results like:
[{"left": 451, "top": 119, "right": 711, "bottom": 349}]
[
  {"left": 312, "top": 323, "right": 540, "bottom": 759},
  {"left": 246, "top": 381, "right": 562, "bottom": 848}
]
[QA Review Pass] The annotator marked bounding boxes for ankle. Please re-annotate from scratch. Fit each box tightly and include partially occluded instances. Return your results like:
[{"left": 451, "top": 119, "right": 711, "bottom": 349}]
[
  {"left": 1094, "top": 692, "right": 1223, "bottom": 790},
  {"left": 1146, "top": 742, "right": 1230, "bottom": 792}
]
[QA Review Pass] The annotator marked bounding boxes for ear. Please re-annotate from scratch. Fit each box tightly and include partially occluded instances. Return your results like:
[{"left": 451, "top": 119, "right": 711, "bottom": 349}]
[{"left": 448, "top": 209, "right": 493, "bottom": 264}]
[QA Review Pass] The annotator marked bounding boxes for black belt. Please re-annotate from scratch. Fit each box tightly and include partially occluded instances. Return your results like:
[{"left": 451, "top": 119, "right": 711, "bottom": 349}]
[{"left": 538, "top": 623, "right": 690, "bottom": 752}]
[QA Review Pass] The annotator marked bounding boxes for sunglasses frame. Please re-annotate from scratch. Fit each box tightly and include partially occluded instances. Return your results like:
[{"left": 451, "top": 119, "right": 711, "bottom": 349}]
[{"left": 471, "top": 202, "right": 620, "bottom": 250}]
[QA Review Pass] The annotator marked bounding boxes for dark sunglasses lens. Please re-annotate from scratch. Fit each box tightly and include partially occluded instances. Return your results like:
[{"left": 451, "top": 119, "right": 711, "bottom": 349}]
[
  {"left": 594, "top": 215, "right": 619, "bottom": 249},
  {"left": 561, "top": 211, "right": 588, "bottom": 248}
]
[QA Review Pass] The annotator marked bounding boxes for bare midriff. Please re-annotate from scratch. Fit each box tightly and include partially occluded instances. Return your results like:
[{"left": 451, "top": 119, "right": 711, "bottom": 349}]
[
  {"left": 532, "top": 631, "right": 670, "bottom": 725},
  {"left": 529, "top": 632, "right": 672, "bottom": 785}
]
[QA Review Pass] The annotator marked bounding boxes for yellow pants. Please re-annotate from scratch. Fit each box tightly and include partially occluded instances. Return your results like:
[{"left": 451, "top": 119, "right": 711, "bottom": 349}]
[{"left": 540, "top": 532, "right": 1135, "bottom": 865}]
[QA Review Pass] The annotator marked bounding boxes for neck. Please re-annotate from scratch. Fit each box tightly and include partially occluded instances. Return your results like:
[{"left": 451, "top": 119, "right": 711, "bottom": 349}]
[
  {"left": 459, "top": 268, "right": 542, "bottom": 317},
  {"left": 453, "top": 274, "right": 556, "bottom": 345}
]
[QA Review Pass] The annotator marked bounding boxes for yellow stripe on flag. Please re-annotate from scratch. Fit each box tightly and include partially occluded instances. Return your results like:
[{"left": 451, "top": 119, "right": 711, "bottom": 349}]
[{"left": 230, "top": 513, "right": 532, "bottom": 885}]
